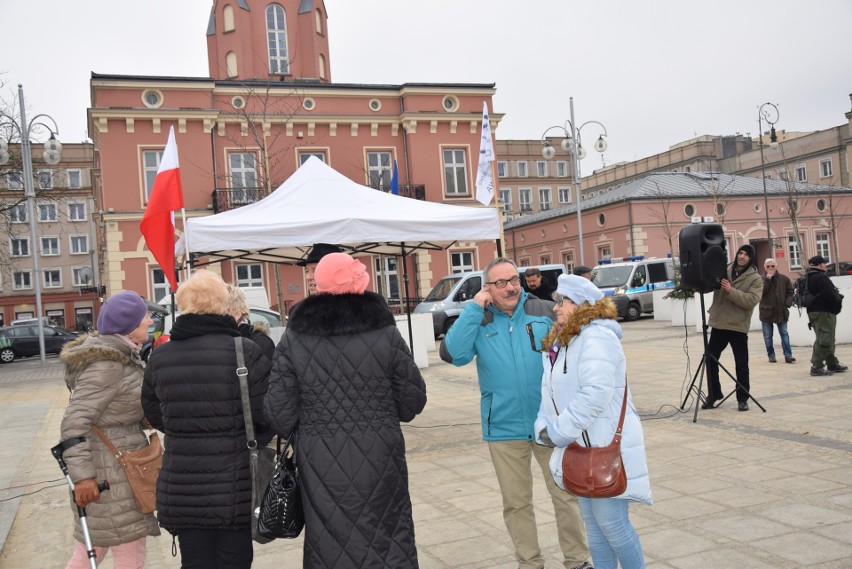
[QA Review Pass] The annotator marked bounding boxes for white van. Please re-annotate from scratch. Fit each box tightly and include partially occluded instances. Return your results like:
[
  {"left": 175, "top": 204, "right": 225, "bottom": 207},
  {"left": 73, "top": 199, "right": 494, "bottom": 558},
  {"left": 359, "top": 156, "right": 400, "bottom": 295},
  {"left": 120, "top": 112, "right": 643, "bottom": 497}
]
[
  {"left": 592, "top": 256, "right": 674, "bottom": 321},
  {"left": 414, "top": 264, "right": 566, "bottom": 338}
]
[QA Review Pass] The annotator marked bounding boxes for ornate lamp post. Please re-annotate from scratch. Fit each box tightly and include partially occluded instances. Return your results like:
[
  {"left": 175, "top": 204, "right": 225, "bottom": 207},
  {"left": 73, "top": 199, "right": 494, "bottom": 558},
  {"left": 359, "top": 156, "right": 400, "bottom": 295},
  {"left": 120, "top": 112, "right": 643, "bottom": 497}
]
[
  {"left": 0, "top": 85, "right": 63, "bottom": 364},
  {"left": 758, "top": 102, "right": 780, "bottom": 253},
  {"left": 540, "top": 97, "right": 608, "bottom": 266}
]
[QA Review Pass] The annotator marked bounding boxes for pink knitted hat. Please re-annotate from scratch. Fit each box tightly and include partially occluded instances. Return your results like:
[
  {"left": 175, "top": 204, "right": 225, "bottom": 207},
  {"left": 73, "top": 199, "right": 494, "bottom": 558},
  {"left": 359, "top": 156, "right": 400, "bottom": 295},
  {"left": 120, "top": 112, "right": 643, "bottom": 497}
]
[{"left": 315, "top": 252, "right": 370, "bottom": 295}]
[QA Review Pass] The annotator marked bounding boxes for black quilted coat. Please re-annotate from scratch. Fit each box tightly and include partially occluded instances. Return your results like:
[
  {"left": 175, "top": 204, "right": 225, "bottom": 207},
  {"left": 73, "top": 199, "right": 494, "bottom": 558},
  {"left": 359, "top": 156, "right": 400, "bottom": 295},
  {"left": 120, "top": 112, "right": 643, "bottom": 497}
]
[
  {"left": 264, "top": 292, "right": 427, "bottom": 569},
  {"left": 141, "top": 313, "right": 272, "bottom": 532}
]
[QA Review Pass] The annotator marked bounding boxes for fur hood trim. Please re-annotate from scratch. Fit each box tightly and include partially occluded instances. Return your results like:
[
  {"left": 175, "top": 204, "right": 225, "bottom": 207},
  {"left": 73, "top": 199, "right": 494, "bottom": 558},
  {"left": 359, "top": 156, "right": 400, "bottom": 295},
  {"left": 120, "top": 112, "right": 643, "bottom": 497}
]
[
  {"left": 542, "top": 296, "right": 618, "bottom": 350},
  {"left": 288, "top": 291, "right": 395, "bottom": 336},
  {"left": 60, "top": 334, "right": 133, "bottom": 373}
]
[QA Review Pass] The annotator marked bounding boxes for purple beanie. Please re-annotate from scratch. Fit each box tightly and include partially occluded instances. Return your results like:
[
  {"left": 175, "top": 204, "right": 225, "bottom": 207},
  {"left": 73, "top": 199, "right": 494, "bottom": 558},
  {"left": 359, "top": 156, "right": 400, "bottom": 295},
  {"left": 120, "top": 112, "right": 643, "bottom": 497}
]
[{"left": 97, "top": 291, "right": 148, "bottom": 335}]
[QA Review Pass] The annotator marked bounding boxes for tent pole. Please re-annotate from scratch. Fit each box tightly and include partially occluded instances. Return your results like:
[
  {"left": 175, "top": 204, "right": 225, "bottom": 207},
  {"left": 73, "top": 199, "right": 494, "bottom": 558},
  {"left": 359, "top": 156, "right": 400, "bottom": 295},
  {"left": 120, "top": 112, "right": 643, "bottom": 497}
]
[{"left": 400, "top": 243, "right": 415, "bottom": 351}]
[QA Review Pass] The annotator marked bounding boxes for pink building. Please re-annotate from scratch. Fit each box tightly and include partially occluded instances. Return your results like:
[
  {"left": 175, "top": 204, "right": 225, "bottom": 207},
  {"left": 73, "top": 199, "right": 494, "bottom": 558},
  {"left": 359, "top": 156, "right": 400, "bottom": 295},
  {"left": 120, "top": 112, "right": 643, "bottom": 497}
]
[{"left": 89, "top": 0, "right": 501, "bottom": 313}]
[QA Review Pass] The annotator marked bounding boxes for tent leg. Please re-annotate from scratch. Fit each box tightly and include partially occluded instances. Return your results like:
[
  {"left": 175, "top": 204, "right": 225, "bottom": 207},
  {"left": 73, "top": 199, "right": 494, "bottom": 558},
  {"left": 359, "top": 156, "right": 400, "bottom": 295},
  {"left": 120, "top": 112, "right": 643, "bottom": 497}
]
[{"left": 401, "top": 244, "right": 415, "bottom": 351}]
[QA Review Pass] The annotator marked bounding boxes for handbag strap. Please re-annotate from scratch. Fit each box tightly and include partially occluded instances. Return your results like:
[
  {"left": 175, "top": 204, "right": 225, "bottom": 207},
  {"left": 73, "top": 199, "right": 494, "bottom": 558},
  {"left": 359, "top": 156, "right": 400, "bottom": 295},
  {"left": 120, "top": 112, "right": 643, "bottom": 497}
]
[
  {"left": 551, "top": 377, "right": 629, "bottom": 446},
  {"left": 91, "top": 425, "right": 122, "bottom": 459},
  {"left": 234, "top": 337, "right": 258, "bottom": 450}
]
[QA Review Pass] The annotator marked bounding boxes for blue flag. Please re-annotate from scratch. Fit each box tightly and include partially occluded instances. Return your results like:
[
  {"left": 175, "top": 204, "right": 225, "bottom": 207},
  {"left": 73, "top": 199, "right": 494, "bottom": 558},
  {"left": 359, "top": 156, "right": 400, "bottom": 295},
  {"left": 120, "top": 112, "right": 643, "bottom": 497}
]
[{"left": 390, "top": 160, "right": 399, "bottom": 195}]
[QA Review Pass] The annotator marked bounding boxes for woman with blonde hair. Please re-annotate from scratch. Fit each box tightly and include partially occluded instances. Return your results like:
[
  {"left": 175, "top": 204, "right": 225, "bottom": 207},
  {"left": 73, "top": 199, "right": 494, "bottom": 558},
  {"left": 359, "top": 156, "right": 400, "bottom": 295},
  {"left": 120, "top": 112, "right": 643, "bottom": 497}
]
[
  {"left": 535, "top": 274, "right": 651, "bottom": 569},
  {"left": 142, "top": 270, "right": 271, "bottom": 569}
]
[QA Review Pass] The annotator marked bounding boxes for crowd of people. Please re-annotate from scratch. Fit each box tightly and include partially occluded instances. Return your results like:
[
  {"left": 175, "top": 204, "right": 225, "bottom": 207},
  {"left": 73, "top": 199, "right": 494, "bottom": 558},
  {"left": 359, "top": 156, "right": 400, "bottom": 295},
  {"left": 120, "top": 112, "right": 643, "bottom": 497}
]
[{"left": 54, "top": 243, "right": 846, "bottom": 569}]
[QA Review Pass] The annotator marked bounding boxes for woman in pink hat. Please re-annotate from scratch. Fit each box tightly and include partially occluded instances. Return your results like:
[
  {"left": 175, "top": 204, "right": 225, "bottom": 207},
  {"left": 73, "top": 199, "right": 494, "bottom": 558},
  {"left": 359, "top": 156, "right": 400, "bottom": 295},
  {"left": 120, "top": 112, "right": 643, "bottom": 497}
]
[{"left": 265, "top": 252, "right": 427, "bottom": 568}]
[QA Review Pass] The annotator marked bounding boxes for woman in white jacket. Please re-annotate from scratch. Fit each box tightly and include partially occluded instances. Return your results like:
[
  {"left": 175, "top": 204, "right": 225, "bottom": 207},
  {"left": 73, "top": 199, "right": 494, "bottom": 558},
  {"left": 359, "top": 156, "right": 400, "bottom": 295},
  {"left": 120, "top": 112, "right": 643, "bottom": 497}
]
[{"left": 535, "top": 274, "right": 652, "bottom": 569}]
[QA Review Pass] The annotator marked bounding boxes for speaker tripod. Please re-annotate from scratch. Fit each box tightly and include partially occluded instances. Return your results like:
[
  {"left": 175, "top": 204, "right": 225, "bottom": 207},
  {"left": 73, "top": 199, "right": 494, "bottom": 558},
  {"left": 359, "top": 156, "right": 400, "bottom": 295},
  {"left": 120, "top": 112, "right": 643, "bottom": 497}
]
[{"left": 681, "top": 293, "right": 766, "bottom": 422}]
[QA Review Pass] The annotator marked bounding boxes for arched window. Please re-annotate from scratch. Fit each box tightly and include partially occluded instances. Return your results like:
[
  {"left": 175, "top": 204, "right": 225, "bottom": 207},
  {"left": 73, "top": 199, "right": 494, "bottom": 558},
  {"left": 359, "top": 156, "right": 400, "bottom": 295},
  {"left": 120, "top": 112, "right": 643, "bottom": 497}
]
[
  {"left": 226, "top": 51, "right": 238, "bottom": 78},
  {"left": 266, "top": 4, "right": 289, "bottom": 75},
  {"left": 223, "top": 5, "right": 235, "bottom": 32},
  {"left": 315, "top": 8, "right": 323, "bottom": 34},
  {"left": 318, "top": 54, "right": 326, "bottom": 79}
]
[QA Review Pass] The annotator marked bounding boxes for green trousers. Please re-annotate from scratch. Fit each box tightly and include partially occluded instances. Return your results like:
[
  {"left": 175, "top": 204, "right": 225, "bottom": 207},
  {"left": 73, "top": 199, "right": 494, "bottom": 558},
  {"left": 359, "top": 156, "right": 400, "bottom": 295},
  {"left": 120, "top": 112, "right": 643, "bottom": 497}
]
[{"left": 809, "top": 311, "right": 839, "bottom": 369}]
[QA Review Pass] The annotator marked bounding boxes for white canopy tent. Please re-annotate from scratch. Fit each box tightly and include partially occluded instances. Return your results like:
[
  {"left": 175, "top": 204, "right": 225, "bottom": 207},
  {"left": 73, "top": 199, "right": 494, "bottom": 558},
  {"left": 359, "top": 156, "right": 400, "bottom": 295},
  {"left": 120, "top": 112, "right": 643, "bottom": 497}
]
[
  {"left": 176, "top": 157, "right": 501, "bottom": 350},
  {"left": 177, "top": 156, "right": 500, "bottom": 265}
]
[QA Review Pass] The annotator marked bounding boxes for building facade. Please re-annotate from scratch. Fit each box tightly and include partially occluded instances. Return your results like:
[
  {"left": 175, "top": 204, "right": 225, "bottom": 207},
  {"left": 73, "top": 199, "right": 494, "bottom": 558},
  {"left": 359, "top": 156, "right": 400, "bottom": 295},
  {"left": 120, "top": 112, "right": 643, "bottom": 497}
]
[
  {"left": 0, "top": 143, "right": 99, "bottom": 329},
  {"left": 89, "top": 0, "right": 501, "bottom": 312}
]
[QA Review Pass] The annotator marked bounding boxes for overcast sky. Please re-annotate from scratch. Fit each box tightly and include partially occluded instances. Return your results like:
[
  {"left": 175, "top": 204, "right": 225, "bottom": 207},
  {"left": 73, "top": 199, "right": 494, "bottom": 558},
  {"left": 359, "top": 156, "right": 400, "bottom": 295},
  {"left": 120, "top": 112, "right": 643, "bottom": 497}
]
[{"left": 2, "top": 0, "right": 850, "bottom": 166}]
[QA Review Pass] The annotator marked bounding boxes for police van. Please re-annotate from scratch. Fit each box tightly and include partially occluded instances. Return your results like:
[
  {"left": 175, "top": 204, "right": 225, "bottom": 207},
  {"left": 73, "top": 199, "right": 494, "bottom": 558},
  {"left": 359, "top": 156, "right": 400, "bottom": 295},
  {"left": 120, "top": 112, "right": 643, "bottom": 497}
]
[
  {"left": 414, "top": 264, "right": 566, "bottom": 338},
  {"left": 592, "top": 256, "right": 674, "bottom": 321}
]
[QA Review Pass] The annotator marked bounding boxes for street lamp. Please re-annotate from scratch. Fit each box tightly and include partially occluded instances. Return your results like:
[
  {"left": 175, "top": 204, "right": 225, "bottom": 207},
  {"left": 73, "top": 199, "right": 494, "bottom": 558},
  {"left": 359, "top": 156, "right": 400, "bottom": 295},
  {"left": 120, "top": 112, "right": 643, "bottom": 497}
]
[
  {"left": 758, "top": 102, "right": 779, "bottom": 254},
  {"left": 0, "top": 84, "right": 63, "bottom": 364},
  {"left": 540, "top": 96, "right": 608, "bottom": 266}
]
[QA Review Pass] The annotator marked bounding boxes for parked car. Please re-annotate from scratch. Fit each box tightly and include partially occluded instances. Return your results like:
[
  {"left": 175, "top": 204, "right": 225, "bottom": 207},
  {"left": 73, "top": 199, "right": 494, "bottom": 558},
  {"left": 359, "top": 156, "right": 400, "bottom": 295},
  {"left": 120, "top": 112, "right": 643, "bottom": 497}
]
[
  {"left": 0, "top": 324, "right": 79, "bottom": 363},
  {"left": 826, "top": 261, "right": 852, "bottom": 277}
]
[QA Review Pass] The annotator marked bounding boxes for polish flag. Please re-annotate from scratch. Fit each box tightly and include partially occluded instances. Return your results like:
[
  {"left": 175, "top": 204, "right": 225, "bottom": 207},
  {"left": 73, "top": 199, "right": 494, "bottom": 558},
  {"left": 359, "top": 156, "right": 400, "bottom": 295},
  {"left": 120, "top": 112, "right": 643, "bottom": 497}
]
[{"left": 141, "top": 127, "right": 184, "bottom": 292}]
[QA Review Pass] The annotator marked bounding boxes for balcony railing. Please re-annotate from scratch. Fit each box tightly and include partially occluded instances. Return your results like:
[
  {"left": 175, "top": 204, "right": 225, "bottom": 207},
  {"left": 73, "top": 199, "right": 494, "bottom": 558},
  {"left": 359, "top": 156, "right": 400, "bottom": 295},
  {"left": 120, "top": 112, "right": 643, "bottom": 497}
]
[
  {"left": 369, "top": 183, "right": 426, "bottom": 201},
  {"left": 212, "top": 182, "right": 426, "bottom": 213}
]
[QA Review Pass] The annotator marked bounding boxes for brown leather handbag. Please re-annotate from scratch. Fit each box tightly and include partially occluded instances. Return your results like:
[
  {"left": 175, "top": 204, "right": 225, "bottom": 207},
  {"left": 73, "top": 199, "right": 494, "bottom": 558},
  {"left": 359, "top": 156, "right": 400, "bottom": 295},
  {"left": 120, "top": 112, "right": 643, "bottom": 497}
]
[
  {"left": 92, "top": 425, "right": 163, "bottom": 513},
  {"left": 560, "top": 382, "right": 628, "bottom": 498}
]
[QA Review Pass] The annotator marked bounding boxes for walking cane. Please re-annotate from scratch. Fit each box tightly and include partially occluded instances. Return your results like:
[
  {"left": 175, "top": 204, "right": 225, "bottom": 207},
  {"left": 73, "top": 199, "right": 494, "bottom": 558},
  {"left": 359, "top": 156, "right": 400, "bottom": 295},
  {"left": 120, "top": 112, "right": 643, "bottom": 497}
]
[{"left": 51, "top": 438, "right": 110, "bottom": 569}]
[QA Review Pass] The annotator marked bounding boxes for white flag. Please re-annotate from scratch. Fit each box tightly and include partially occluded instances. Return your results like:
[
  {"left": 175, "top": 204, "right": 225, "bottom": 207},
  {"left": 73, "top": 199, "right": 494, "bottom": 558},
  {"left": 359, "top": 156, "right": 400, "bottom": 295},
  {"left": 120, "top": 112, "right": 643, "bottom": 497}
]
[{"left": 475, "top": 101, "right": 495, "bottom": 206}]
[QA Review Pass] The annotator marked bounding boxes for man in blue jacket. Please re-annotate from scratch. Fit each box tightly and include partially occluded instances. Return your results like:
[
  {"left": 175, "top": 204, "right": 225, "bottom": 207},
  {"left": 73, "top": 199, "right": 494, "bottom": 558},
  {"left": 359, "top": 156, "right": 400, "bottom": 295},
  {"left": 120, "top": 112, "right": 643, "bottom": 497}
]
[{"left": 440, "top": 257, "right": 591, "bottom": 569}]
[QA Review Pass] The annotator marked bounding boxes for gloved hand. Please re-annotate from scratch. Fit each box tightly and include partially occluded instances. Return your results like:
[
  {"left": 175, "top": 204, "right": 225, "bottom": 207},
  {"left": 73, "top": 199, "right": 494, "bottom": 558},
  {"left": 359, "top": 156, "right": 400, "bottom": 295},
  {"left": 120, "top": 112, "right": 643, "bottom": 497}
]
[
  {"left": 73, "top": 478, "right": 100, "bottom": 508},
  {"left": 538, "top": 428, "right": 556, "bottom": 448}
]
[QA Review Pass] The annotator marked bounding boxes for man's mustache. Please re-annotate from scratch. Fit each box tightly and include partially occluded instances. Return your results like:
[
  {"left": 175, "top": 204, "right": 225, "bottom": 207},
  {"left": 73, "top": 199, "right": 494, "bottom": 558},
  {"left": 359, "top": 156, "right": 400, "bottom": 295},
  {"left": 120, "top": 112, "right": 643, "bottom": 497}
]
[{"left": 502, "top": 289, "right": 519, "bottom": 298}]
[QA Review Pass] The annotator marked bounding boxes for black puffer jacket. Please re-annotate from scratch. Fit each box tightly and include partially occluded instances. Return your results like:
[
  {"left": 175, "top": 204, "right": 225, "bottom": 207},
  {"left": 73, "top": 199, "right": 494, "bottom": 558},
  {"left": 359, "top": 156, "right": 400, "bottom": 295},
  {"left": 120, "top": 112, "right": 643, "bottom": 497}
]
[
  {"left": 264, "top": 291, "right": 427, "bottom": 569},
  {"left": 142, "top": 313, "right": 272, "bottom": 531},
  {"left": 806, "top": 268, "right": 843, "bottom": 315}
]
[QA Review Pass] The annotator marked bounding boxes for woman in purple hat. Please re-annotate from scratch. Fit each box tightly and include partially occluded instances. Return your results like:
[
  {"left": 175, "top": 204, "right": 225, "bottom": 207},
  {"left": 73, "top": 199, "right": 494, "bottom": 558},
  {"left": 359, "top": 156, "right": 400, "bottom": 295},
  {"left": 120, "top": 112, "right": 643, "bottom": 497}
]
[{"left": 59, "top": 290, "right": 159, "bottom": 568}]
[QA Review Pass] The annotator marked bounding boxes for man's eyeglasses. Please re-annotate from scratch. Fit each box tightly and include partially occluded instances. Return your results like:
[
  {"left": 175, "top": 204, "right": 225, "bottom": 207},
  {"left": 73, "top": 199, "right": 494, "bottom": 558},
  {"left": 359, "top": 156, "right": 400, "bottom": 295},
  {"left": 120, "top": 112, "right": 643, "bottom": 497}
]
[
  {"left": 486, "top": 275, "right": 521, "bottom": 289},
  {"left": 765, "top": 265, "right": 776, "bottom": 269}
]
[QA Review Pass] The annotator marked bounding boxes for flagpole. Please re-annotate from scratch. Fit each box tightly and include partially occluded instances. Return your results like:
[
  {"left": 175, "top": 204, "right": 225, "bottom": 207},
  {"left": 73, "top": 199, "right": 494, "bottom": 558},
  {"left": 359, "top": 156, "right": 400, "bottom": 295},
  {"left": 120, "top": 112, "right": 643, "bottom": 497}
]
[{"left": 491, "top": 159, "right": 505, "bottom": 256}]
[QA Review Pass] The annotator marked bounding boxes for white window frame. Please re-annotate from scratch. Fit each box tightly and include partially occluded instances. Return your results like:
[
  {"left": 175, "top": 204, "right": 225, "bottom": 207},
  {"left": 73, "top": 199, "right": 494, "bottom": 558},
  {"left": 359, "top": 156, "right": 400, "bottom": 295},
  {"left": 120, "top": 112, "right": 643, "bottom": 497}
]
[
  {"left": 10, "top": 203, "right": 27, "bottom": 223},
  {"left": 373, "top": 256, "right": 400, "bottom": 300},
  {"left": 556, "top": 161, "right": 568, "bottom": 177},
  {"left": 442, "top": 148, "right": 469, "bottom": 196},
  {"left": 795, "top": 164, "right": 807, "bottom": 182},
  {"left": 36, "top": 169, "right": 54, "bottom": 190},
  {"left": 11, "top": 237, "right": 30, "bottom": 257},
  {"left": 38, "top": 202, "right": 58, "bottom": 222},
  {"left": 70, "top": 235, "right": 89, "bottom": 255},
  {"left": 499, "top": 188, "right": 512, "bottom": 212},
  {"left": 778, "top": 169, "right": 788, "bottom": 181},
  {"left": 298, "top": 150, "right": 326, "bottom": 164},
  {"left": 819, "top": 159, "right": 833, "bottom": 178},
  {"left": 815, "top": 232, "right": 831, "bottom": 263},
  {"left": 229, "top": 152, "right": 258, "bottom": 203},
  {"left": 13, "top": 270, "right": 32, "bottom": 290},
  {"left": 517, "top": 161, "right": 528, "bottom": 178},
  {"left": 519, "top": 188, "right": 532, "bottom": 212},
  {"left": 43, "top": 268, "right": 62, "bottom": 288},
  {"left": 450, "top": 251, "right": 475, "bottom": 273},
  {"left": 558, "top": 186, "right": 571, "bottom": 204},
  {"left": 598, "top": 246, "right": 612, "bottom": 261},
  {"left": 72, "top": 266, "right": 90, "bottom": 288},
  {"left": 497, "top": 161, "right": 508, "bottom": 178},
  {"left": 68, "top": 202, "right": 87, "bottom": 222},
  {"left": 143, "top": 149, "right": 164, "bottom": 202},
  {"left": 539, "top": 187, "right": 552, "bottom": 211},
  {"left": 41, "top": 236, "right": 60, "bottom": 256},
  {"left": 236, "top": 263, "right": 263, "bottom": 288},
  {"left": 788, "top": 235, "right": 803, "bottom": 269},
  {"left": 6, "top": 170, "right": 23, "bottom": 190},
  {"left": 151, "top": 268, "right": 170, "bottom": 303},
  {"left": 367, "top": 151, "right": 393, "bottom": 188},
  {"left": 562, "top": 251, "right": 575, "bottom": 274},
  {"left": 266, "top": 4, "right": 290, "bottom": 75},
  {"left": 67, "top": 168, "right": 82, "bottom": 188},
  {"left": 536, "top": 161, "right": 548, "bottom": 177}
]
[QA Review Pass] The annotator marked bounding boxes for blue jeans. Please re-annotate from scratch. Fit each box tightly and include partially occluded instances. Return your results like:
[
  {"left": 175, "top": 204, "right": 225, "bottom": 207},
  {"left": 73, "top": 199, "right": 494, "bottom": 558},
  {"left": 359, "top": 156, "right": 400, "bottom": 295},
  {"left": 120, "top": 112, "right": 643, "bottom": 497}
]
[
  {"left": 578, "top": 497, "right": 645, "bottom": 569},
  {"left": 762, "top": 321, "right": 792, "bottom": 358}
]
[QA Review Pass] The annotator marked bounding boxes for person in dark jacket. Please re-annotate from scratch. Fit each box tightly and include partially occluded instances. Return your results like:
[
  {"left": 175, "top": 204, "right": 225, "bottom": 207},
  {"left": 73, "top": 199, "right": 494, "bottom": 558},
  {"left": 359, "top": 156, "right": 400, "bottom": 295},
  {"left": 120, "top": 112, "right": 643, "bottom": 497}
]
[
  {"left": 804, "top": 255, "right": 847, "bottom": 376},
  {"left": 142, "top": 270, "right": 272, "bottom": 569},
  {"left": 60, "top": 291, "right": 159, "bottom": 568},
  {"left": 759, "top": 258, "right": 795, "bottom": 363},
  {"left": 264, "top": 252, "right": 427, "bottom": 569},
  {"left": 297, "top": 242, "right": 342, "bottom": 297},
  {"left": 523, "top": 267, "right": 555, "bottom": 301},
  {"left": 226, "top": 283, "right": 275, "bottom": 360}
]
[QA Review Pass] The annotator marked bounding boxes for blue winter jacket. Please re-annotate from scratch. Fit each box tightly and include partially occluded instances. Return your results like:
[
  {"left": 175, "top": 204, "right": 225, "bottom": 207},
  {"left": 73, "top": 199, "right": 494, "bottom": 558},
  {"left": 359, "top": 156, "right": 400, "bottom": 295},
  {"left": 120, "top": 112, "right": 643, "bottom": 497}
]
[{"left": 440, "top": 290, "right": 555, "bottom": 441}]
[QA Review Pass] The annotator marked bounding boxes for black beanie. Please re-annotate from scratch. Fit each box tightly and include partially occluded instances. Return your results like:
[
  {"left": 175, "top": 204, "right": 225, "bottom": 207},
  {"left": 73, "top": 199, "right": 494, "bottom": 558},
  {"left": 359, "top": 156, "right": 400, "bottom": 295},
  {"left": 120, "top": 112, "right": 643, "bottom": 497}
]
[{"left": 735, "top": 244, "right": 756, "bottom": 269}]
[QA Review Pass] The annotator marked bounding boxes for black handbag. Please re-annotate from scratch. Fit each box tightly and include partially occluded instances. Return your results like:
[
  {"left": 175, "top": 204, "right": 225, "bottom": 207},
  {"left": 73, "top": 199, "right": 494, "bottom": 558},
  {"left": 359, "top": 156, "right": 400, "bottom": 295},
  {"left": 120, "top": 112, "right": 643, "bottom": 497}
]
[
  {"left": 258, "top": 431, "right": 304, "bottom": 539},
  {"left": 235, "top": 338, "right": 277, "bottom": 544}
]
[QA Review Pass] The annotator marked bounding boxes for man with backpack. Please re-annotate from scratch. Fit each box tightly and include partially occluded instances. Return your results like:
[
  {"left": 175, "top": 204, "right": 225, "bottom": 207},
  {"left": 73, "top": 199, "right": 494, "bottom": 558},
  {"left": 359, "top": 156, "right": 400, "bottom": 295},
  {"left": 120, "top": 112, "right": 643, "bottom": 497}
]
[{"left": 804, "top": 256, "right": 847, "bottom": 376}]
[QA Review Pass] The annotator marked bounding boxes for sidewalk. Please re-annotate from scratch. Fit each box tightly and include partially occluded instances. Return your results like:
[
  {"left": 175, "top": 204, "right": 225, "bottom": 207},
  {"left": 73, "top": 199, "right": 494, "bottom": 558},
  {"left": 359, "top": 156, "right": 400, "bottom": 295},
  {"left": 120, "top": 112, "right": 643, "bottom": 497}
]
[{"left": 1, "top": 318, "right": 851, "bottom": 568}]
